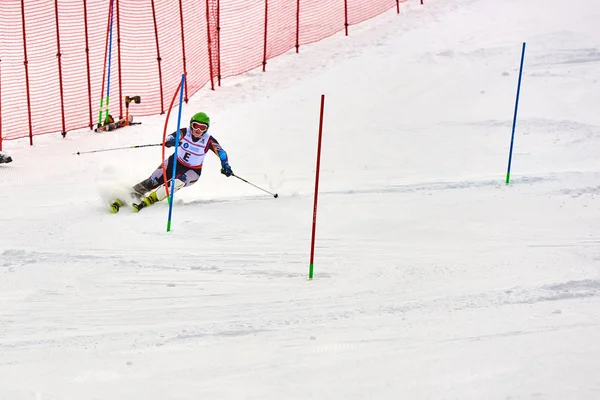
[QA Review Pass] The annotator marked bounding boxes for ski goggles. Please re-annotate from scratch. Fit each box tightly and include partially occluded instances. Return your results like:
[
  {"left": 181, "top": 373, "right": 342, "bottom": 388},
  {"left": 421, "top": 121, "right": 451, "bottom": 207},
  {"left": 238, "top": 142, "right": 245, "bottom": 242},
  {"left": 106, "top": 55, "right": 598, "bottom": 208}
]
[{"left": 191, "top": 122, "right": 209, "bottom": 132}]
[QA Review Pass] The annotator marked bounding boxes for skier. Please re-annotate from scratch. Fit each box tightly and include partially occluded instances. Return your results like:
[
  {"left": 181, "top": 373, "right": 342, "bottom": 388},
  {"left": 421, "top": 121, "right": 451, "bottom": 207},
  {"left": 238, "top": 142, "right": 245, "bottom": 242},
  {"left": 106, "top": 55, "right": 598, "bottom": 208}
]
[
  {"left": 111, "top": 112, "right": 233, "bottom": 213},
  {"left": 0, "top": 151, "right": 13, "bottom": 164}
]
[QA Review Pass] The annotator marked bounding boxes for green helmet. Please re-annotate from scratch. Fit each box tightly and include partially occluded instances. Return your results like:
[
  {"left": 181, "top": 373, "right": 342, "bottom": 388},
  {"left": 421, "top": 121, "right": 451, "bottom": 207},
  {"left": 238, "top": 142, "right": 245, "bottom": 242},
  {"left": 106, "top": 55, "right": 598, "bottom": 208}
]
[{"left": 190, "top": 112, "right": 210, "bottom": 127}]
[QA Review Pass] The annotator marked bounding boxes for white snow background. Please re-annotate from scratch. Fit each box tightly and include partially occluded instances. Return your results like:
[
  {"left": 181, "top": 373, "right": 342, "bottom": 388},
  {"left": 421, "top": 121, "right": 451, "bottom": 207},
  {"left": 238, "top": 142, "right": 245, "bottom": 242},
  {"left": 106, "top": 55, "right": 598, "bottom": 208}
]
[{"left": 1, "top": 0, "right": 600, "bottom": 398}]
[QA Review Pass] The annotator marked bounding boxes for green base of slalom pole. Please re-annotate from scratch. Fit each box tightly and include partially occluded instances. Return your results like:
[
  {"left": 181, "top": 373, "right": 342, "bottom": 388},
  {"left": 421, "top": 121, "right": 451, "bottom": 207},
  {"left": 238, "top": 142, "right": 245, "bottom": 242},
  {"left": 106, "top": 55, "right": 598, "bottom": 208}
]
[
  {"left": 308, "top": 264, "right": 314, "bottom": 280},
  {"left": 166, "top": 196, "right": 172, "bottom": 232},
  {"left": 506, "top": 172, "right": 511, "bottom": 185},
  {"left": 97, "top": 97, "right": 104, "bottom": 128}
]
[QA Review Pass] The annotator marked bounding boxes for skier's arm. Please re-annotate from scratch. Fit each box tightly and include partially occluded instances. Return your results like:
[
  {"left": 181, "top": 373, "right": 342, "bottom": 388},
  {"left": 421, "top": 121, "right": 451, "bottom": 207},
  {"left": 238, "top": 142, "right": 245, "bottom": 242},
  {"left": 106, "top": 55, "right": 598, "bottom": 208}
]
[
  {"left": 208, "top": 137, "right": 233, "bottom": 177},
  {"left": 208, "top": 136, "right": 228, "bottom": 164},
  {"left": 165, "top": 128, "right": 186, "bottom": 148}
]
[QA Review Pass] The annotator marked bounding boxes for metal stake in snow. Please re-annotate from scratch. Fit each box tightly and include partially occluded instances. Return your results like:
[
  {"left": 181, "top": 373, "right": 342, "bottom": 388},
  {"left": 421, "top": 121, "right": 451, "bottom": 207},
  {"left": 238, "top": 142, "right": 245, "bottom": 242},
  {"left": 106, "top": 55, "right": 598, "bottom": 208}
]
[
  {"left": 506, "top": 42, "right": 526, "bottom": 185},
  {"left": 166, "top": 74, "right": 186, "bottom": 232},
  {"left": 309, "top": 94, "right": 325, "bottom": 280}
]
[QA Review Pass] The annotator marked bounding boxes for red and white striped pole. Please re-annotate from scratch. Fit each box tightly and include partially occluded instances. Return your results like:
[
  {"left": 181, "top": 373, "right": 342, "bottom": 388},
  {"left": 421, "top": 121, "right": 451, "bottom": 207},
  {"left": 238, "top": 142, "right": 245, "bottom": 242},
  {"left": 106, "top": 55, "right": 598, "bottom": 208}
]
[{"left": 309, "top": 94, "right": 325, "bottom": 280}]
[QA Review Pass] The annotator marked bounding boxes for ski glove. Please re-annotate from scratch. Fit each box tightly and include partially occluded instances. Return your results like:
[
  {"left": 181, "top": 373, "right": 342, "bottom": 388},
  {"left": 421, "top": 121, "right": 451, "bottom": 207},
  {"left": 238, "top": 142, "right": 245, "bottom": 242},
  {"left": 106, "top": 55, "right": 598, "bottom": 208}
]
[
  {"left": 221, "top": 163, "right": 233, "bottom": 177},
  {"left": 165, "top": 139, "right": 175, "bottom": 148}
]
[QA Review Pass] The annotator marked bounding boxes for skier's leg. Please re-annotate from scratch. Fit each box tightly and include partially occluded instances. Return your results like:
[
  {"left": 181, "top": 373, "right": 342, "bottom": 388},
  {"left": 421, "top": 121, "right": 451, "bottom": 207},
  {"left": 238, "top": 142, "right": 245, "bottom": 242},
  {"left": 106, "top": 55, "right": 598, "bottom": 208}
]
[
  {"left": 180, "top": 169, "right": 202, "bottom": 187},
  {"left": 133, "top": 168, "right": 201, "bottom": 212},
  {"left": 111, "top": 157, "right": 175, "bottom": 213},
  {"left": 150, "top": 178, "right": 186, "bottom": 202},
  {"left": 132, "top": 179, "right": 184, "bottom": 212},
  {"left": 131, "top": 177, "right": 158, "bottom": 198},
  {"left": 154, "top": 168, "right": 201, "bottom": 200},
  {"left": 131, "top": 157, "right": 172, "bottom": 197}
]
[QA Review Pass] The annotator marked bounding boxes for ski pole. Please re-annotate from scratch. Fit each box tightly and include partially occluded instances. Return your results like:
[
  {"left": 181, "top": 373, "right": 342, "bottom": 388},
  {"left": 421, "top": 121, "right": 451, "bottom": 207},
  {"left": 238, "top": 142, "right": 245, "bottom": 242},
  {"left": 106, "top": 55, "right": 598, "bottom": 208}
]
[
  {"left": 233, "top": 174, "right": 278, "bottom": 198},
  {"left": 74, "top": 143, "right": 161, "bottom": 155}
]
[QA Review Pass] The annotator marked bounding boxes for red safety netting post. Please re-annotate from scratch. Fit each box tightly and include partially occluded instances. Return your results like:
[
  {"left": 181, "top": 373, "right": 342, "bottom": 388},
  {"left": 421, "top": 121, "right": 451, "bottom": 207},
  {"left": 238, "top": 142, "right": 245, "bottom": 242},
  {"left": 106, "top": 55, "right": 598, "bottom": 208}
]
[
  {"left": 54, "top": 0, "right": 67, "bottom": 138},
  {"left": 115, "top": 0, "right": 123, "bottom": 118},
  {"left": 0, "top": 59, "right": 3, "bottom": 151},
  {"left": 151, "top": 0, "right": 165, "bottom": 114},
  {"left": 20, "top": 0, "right": 34, "bottom": 146},
  {"left": 83, "top": 0, "right": 94, "bottom": 129},
  {"left": 295, "top": 0, "right": 300, "bottom": 53},
  {"left": 205, "top": 0, "right": 215, "bottom": 90},
  {"left": 344, "top": 0, "right": 349, "bottom": 36},
  {"left": 177, "top": 0, "right": 189, "bottom": 101},
  {"left": 217, "top": 0, "right": 222, "bottom": 86},
  {"left": 262, "top": 0, "right": 268, "bottom": 72},
  {"left": 309, "top": 94, "right": 325, "bottom": 280}
]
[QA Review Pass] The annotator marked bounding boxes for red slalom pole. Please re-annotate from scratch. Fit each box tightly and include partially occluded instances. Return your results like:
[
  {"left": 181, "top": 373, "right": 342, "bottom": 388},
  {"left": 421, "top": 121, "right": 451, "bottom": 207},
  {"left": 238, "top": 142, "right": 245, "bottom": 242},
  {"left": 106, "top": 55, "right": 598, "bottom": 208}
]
[
  {"left": 161, "top": 79, "right": 183, "bottom": 198},
  {"left": 309, "top": 94, "right": 325, "bottom": 280}
]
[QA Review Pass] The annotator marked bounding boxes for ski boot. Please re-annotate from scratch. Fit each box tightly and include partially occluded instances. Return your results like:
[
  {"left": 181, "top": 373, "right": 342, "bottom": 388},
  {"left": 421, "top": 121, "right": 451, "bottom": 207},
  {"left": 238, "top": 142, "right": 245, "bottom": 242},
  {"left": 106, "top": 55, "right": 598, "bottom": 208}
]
[
  {"left": 132, "top": 192, "right": 158, "bottom": 213},
  {"left": 110, "top": 199, "right": 124, "bottom": 213}
]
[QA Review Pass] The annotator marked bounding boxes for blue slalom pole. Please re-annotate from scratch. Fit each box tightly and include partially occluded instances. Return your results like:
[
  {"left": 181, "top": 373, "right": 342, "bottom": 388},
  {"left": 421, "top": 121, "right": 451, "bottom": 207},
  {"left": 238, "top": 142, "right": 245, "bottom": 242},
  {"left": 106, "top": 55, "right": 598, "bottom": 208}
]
[
  {"left": 506, "top": 42, "right": 526, "bottom": 185},
  {"left": 166, "top": 74, "right": 186, "bottom": 232}
]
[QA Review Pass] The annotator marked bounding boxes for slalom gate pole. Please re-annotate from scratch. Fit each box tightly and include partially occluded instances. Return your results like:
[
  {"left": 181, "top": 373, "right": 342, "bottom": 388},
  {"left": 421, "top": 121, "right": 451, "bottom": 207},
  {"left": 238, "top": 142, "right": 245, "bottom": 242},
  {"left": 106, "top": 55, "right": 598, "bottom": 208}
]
[
  {"left": 103, "top": 2, "right": 115, "bottom": 126},
  {"left": 98, "top": 0, "right": 115, "bottom": 128},
  {"left": 233, "top": 174, "right": 278, "bottom": 198},
  {"left": 161, "top": 82, "right": 183, "bottom": 196},
  {"left": 74, "top": 143, "right": 161, "bottom": 155},
  {"left": 506, "top": 42, "right": 526, "bottom": 185},
  {"left": 166, "top": 74, "right": 186, "bottom": 232},
  {"left": 309, "top": 94, "right": 325, "bottom": 280}
]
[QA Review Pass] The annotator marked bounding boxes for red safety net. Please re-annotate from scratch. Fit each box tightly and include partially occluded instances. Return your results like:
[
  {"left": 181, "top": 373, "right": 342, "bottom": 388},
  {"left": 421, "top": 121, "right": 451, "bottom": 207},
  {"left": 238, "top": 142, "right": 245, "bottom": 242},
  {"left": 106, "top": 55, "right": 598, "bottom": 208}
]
[{"left": 0, "top": 0, "right": 412, "bottom": 148}]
